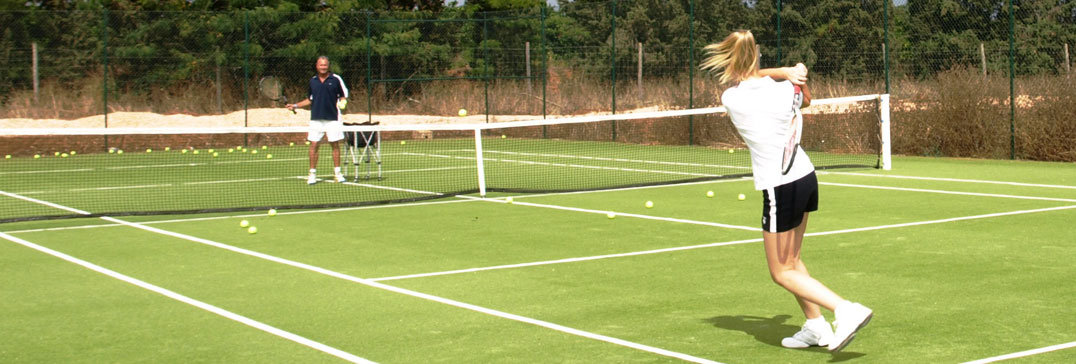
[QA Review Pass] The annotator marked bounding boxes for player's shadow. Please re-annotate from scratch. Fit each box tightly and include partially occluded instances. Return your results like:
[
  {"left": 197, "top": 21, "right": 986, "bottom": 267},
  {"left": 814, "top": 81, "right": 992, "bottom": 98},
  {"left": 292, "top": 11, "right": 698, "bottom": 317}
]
[{"left": 703, "top": 314, "right": 866, "bottom": 362}]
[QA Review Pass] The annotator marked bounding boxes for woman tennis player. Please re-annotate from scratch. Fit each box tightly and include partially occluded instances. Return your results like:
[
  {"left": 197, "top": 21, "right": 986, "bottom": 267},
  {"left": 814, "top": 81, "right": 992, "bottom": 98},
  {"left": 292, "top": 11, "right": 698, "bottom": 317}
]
[{"left": 701, "top": 30, "right": 872, "bottom": 353}]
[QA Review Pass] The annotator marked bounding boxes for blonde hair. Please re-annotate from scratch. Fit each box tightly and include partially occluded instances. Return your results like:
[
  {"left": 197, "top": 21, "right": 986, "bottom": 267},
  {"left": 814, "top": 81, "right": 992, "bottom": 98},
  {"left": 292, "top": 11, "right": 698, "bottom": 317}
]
[{"left": 700, "top": 30, "right": 759, "bottom": 84}]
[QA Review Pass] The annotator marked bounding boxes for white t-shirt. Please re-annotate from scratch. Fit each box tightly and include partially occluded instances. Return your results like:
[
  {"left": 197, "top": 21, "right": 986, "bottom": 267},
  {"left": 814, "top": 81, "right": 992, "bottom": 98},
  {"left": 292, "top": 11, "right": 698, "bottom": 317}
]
[{"left": 721, "top": 76, "right": 814, "bottom": 191}]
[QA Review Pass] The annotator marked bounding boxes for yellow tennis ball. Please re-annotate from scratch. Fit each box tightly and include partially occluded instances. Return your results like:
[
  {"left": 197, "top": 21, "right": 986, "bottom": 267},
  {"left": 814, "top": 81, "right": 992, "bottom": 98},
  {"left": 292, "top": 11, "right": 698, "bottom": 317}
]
[
  {"left": 607, "top": 212, "right": 616, "bottom": 219},
  {"left": 337, "top": 99, "right": 347, "bottom": 110},
  {"left": 268, "top": 209, "right": 277, "bottom": 216},
  {"left": 248, "top": 226, "right": 258, "bottom": 234},
  {"left": 645, "top": 201, "right": 654, "bottom": 208},
  {"left": 208, "top": 149, "right": 215, "bottom": 153},
  {"left": 228, "top": 149, "right": 234, "bottom": 153},
  {"left": 117, "top": 150, "right": 124, "bottom": 154},
  {"left": 146, "top": 149, "right": 152, "bottom": 153},
  {"left": 213, "top": 152, "right": 219, "bottom": 157},
  {"left": 707, "top": 191, "right": 714, "bottom": 198},
  {"left": 61, "top": 153, "right": 68, "bottom": 158},
  {"left": 251, "top": 150, "right": 258, "bottom": 154},
  {"left": 54, "top": 152, "right": 60, "bottom": 156},
  {"left": 289, "top": 142, "right": 295, "bottom": 146},
  {"left": 108, "top": 149, "right": 115, "bottom": 154},
  {"left": 235, "top": 145, "right": 242, "bottom": 150},
  {"left": 738, "top": 193, "right": 746, "bottom": 201},
  {"left": 266, "top": 154, "right": 272, "bottom": 159},
  {"left": 728, "top": 148, "right": 735, "bottom": 154},
  {"left": 458, "top": 108, "right": 468, "bottom": 117},
  {"left": 239, "top": 220, "right": 249, "bottom": 228},
  {"left": 261, "top": 146, "right": 267, "bottom": 150},
  {"left": 34, "top": 154, "right": 41, "bottom": 159},
  {"left": 193, "top": 150, "right": 199, "bottom": 154},
  {"left": 305, "top": 141, "right": 311, "bottom": 145},
  {"left": 182, "top": 149, "right": 188, "bottom": 154},
  {"left": 400, "top": 141, "right": 406, "bottom": 145},
  {"left": 501, "top": 135, "right": 506, "bottom": 139},
  {"left": 70, "top": 151, "right": 76, "bottom": 155},
  {"left": 505, "top": 197, "right": 514, "bottom": 204},
  {"left": 165, "top": 147, "right": 171, "bottom": 151},
  {"left": 4, "top": 155, "right": 10, "bottom": 159}
]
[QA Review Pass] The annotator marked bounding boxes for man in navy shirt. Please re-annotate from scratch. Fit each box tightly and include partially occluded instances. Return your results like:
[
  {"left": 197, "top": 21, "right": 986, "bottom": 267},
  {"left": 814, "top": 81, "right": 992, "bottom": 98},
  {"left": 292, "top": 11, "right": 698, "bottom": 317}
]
[{"left": 287, "top": 56, "right": 349, "bottom": 184}]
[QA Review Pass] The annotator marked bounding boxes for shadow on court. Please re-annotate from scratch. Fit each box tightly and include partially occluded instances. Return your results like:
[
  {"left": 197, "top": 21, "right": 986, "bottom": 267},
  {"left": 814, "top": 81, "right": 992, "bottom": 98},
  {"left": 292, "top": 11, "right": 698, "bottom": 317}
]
[{"left": 703, "top": 314, "right": 866, "bottom": 361}]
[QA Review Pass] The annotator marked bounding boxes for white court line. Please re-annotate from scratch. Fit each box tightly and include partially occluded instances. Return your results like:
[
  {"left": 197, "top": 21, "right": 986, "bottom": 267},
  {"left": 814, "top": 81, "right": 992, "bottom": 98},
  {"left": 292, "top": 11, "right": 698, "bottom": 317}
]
[
  {"left": 961, "top": 341, "right": 1076, "bottom": 364},
  {"left": 820, "top": 182, "right": 1076, "bottom": 203},
  {"left": 369, "top": 204, "right": 1076, "bottom": 281},
  {"left": 825, "top": 171, "right": 1076, "bottom": 190},
  {"left": 69, "top": 184, "right": 174, "bottom": 192},
  {"left": 457, "top": 195, "right": 758, "bottom": 232},
  {"left": 0, "top": 231, "right": 377, "bottom": 364},
  {"left": 1, "top": 190, "right": 722, "bottom": 364}
]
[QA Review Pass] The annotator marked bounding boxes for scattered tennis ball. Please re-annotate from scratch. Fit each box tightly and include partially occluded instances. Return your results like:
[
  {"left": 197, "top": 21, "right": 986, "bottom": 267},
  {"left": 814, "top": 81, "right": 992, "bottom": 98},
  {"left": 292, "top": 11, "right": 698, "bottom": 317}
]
[
  {"left": 34, "top": 154, "right": 41, "bottom": 159},
  {"left": 268, "top": 209, "right": 277, "bottom": 216},
  {"left": 607, "top": 212, "right": 616, "bottom": 219},
  {"left": 4, "top": 155, "right": 10, "bottom": 159},
  {"left": 117, "top": 150, "right": 124, "bottom": 154},
  {"left": 228, "top": 148, "right": 234, "bottom": 153},
  {"left": 400, "top": 141, "right": 406, "bottom": 145},
  {"left": 251, "top": 150, "right": 258, "bottom": 154},
  {"left": 248, "top": 226, "right": 258, "bottom": 234},
  {"left": 165, "top": 147, "right": 171, "bottom": 151},
  {"left": 108, "top": 149, "right": 115, "bottom": 154},
  {"left": 208, "top": 149, "right": 215, "bottom": 153},
  {"left": 235, "top": 145, "right": 242, "bottom": 150},
  {"left": 305, "top": 141, "right": 311, "bottom": 145},
  {"left": 54, "top": 152, "right": 60, "bottom": 156},
  {"left": 213, "top": 152, "right": 219, "bottom": 157},
  {"left": 61, "top": 153, "right": 68, "bottom": 158},
  {"left": 289, "top": 142, "right": 295, "bottom": 146},
  {"left": 261, "top": 146, "right": 267, "bottom": 150},
  {"left": 505, "top": 197, "right": 514, "bottom": 204},
  {"left": 239, "top": 220, "right": 249, "bottom": 228},
  {"left": 645, "top": 201, "right": 654, "bottom": 208},
  {"left": 266, "top": 154, "right": 273, "bottom": 159},
  {"left": 458, "top": 108, "right": 467, "bottom": 117},
  {"left": 193, "top": 150, "right": 200, "bottom": 155},
  {"left": 146, "top": 149, "right": 152, "bottom": 153},
  {"left": 737, "top": 193, "right": 746, "bottom": 201},
  {"left": 728, "top": 148, "right": 735, "bottom": 154},
  {"left": 337, "top": 99, "right": 347, "bottom": 110},
  {"left": 70, "top": 151, "right": 76, "bottom": 155},
  {"left": 707, "top": 190, "right": 715, "bottom": 198},
  {"left": 501, "top": 135, "right": 506, "bottom": 139},
  {"left": 181, "top": 149, "right": 188, "bottom": 154}
]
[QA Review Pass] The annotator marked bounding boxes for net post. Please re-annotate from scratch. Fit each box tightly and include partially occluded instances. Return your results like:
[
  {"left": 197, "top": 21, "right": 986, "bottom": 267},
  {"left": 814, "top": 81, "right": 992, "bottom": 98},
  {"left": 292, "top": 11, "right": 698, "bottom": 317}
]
[
  {"left": 880, "top": 94, "right": 892, "bottom": 171},
  {"left": 473, "top": 129, "right": 488, "bottom": 197}
]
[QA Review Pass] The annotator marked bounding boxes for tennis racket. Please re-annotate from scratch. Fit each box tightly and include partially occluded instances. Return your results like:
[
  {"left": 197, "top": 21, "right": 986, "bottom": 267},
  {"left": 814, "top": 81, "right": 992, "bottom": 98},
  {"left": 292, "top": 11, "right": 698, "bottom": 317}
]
[
  {"left": 781, "top": 85, "right": 805, "bottom": 175},
  {"left": 259, "top": 76, "right": 296, "bottom": 114}
]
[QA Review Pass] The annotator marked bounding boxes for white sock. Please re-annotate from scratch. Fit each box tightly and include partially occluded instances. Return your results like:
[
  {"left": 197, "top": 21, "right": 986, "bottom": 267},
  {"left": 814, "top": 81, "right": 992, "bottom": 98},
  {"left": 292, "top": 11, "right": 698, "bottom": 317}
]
[
  {"left": 309, "top": 169, "right": 316, "bottom": 174},
  {"left": 805, "top": 317, "right": 831, "bottom": 333},
  {"left": 334, "top": 167, "right": 342, "bottom": 174}
]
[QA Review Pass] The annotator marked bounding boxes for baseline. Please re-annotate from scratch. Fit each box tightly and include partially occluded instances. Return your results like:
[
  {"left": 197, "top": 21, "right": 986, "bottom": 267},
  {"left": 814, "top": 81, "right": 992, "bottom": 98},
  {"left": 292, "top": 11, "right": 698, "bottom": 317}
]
[
  {"left": 824, "top": 171, "right": 1076, "bottom": 190},
  {"left": 960, "top": 341, "right": 1076, "bottom": 364}
]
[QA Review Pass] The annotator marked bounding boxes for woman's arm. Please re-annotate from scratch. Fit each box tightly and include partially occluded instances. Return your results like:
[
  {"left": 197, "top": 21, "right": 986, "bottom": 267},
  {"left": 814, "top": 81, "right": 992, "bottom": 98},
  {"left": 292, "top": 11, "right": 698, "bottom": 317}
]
[{"left": 758, "top": 63, "right": 807, "bottom": 85}]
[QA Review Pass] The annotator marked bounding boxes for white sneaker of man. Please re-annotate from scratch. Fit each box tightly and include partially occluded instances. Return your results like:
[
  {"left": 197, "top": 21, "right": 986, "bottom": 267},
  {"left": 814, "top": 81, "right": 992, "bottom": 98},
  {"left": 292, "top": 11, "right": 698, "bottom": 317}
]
[
  {"left": 829, "top": 302, "right": 873, "bottom": 352},
  {"left": 334, "top": 173, "right": 346, "bottom": 183},
  {"left": 307, "top": 173, "right": 318, "bottom": 185},
  {"left": 781, "top": 319, "right": 833, "bottom": 348}
]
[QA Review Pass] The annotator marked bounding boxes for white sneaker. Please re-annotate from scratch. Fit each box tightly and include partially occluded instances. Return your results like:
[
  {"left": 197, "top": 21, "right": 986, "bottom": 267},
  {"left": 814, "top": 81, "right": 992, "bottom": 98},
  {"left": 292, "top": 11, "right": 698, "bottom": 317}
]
[
  {"left": 307, "top": 173, "right": 318, "bottom": 185},
  {"left": 829, "top": 302, "right": 873, "bottom": 352},
  {"left": 781, "top": 321, "right": 833, "bottom": 348},
  {"left": 334, "top": 173, "right": 346, "bottom": 183}
]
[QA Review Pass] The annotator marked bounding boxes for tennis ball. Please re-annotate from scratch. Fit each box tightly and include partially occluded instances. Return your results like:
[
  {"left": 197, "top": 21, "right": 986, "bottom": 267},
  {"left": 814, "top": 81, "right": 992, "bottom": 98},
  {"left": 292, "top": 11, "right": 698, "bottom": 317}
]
[
  {"left": 505, "top": 197, "right": 514, "bottom": 204},
  {"left": 146, "top": 149, "right": 152, "bottom": 153},
  {"left": 248, "top": 226, "right": 258, "bottom": 234},
  {"left": 706, "top": 191, "right": 714, "bottom": 198},
  {"left": 239, "top": 220, "right": 249, "bottom": 228},
  {"left": 251, "top": 150, "right": 258, "bottom": 154},
  {"left": 165, "top": 147, "right": 171, "bottom": 151},
  {"left": 4, "top": 155, "right": 10, "bottom": 159},
  {"left": 70, "top": 151, "right": 76, "bottom": 155},
  {"left": 289, "top": 142, "right": 295, "bottom": 146},
  {"left": 54, "top": 152, "right": 60, "bottom": 156},
  {"left": 181, "top": 149, "right": 188, "bottom": 154},
  {"left": 266, "top": 154, "right": 273, "bottom": 159},
  {"left": 236, "top": 145, "right": 242, "bottom": 150},
  {"left": 34, "top": 154, "right": 41, "bottom": 159},
  {"left": 337, "top": 99, "right": 347, "bottom": 110},
  {"left": 228, "top": 148, "right": 234, "bottom": 153},
  {"left": 261, "top": 146, "right": 267, "bottom": 150},
  {"left": 268, "top": 209, "right": 277, "bottom": 216},
  {"left": 400, "top": 141, "right": 406, "bottom": 145},
  {"left": 458, "top": 108, "right": 467, "bottom": 117},
  {"left": 213, "top": 152, "right": 219, "bottom": 157},
  {"left": 208, "top": 149, "right": 215, "bottom": 153},
  {"left": 61, "top": 153, "right": 68, "bottom": 158},
  {"left": 728, "top": 148, "right": 735, "bottom": 154},
  {"left": 117, "top": 150, "right": 124, "bottom": 154},
  {"left": 607, "top": 212, "right": 616, "bottom": 219},
  {"left": 193, "top": 150, "right": 199, "bottom": 155},
  {"left": 645, "top": 201, "right": 654, "bottom": 208},
  {"left": 501, "top": 135, "right": 506, "bottom": 139},
  {"left": 305, "top": 141, "right": 311, "bottom": 145},
  {"left": 738, "top": 193, "right": 746, "bottom": 201},
  {"left": 108, "top": 149, "right": 115, "bottom": 154}
]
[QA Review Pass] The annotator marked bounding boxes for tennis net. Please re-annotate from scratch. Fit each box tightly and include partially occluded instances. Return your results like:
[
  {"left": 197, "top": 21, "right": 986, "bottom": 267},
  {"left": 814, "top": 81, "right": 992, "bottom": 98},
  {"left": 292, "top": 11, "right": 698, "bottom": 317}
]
[{"left": 0, "top": 94, "right": 890, "bottom": 223}]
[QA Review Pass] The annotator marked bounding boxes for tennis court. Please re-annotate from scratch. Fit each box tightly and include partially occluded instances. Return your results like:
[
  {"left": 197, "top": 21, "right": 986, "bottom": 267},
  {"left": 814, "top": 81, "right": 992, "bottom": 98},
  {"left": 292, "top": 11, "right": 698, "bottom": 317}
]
[{"left": 2, "top": 145, "right": 1074, "bottom": 363}]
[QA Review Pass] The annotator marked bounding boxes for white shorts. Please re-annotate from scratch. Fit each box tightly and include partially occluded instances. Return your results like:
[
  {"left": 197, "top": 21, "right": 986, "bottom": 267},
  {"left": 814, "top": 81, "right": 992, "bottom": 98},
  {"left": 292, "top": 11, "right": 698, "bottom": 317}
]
[{"left": 308, "top": 120, "right": 344, "bottom": 143}]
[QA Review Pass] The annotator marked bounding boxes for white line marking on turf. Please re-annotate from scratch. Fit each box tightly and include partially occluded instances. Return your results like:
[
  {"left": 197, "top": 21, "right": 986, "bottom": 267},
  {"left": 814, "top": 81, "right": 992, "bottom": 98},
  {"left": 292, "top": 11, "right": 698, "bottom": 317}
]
[
  {"left": 825, "top": 171, "right": 1076, "bottom": 190},
  {"left": 0, "top": 231, "right": 377, "bottom": 364},
  {"left": 457, "top": 195, "right": 759, "bottom": 232},
  {"left": 368, "top": 204, "right": 1076, "bottom": 281},
  {"left": 820, "top": 182, "right": 1076, "bottom": 203},
  {"left": 961, "top": 341, "right": 1076, "bottom": 364},
  {"left": 2, "top": 191, "right": 723, "bottom": 364}
]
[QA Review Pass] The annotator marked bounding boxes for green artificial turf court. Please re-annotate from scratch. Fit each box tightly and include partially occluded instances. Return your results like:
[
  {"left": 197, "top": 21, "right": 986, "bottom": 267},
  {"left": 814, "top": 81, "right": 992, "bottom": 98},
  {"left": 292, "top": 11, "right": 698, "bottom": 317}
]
[{"left": 1, "top": 155, "right": 1074, "bottom": 363}]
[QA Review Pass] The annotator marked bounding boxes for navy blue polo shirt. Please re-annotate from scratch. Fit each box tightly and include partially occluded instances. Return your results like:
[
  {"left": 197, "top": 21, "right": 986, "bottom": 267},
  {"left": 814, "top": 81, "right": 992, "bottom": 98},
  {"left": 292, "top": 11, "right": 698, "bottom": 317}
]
[{"left": 307, "top": 73, "right": 349, "bottom": 121}]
